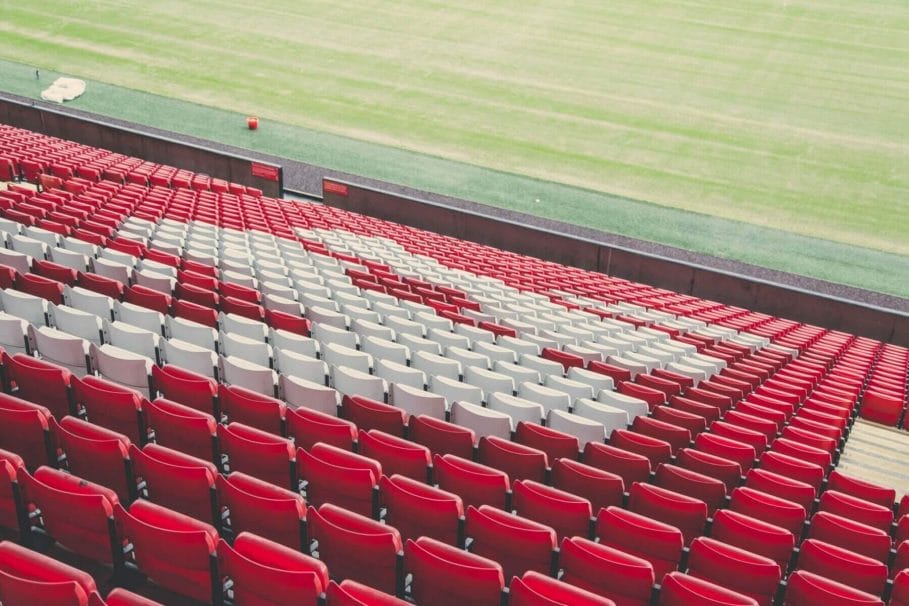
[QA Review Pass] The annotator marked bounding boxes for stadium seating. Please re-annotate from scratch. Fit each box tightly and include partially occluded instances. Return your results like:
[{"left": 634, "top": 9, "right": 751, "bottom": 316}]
[{"left": 0, "top": 122, "right": 907, "bottom": 605}]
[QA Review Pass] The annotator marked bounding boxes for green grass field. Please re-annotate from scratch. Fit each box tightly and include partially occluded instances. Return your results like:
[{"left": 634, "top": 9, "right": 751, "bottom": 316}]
[{"left": 0, "top": 1, "right": 907, "bottom": 297}]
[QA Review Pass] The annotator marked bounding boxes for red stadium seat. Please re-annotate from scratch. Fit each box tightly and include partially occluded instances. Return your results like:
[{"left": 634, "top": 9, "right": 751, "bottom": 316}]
[
  {"left": 478, "top": 435, "right": 548, "bottom": 483},
  {"left": 379, "top": 474, "right": 463, "bottom": 545},
  {"left": 52, "top": 416, "right": 132, "bottom": 501},
  {"left": 465, "top": 504, "right": 557, "bottom": 580},
  {"left": 216, "top": 471, "right": 306, "bottom": 550},
  {"left": 582, "top": 441, "right": 651, "bottom": 486},
  {"left": 308, "top": 503, "right": 403, "bottom": 595},
  {"left": 0, "top": 540, "right": 102, "bottom": 606},
  {"left": 151, "top": 363, "right": 218, "bottom": 415},
  {"left": 551, "top": 458, "right": 624, "bottom": 512},
  {"left": 628, "top": 481, "right": 708, "bottom": 544},
  {"left": 72, "top": 374, "right": 146, "bottom": 444},
  {"left": 217, "top": 532, "right": 328, "bottom": 606},
  {"left": 286, "top": 406, "right": 357, "bottom": 452},
  {"left": 130, "top": 443, "right": 218, "bottom": 524},
  {"left": 795, "top": 538, "right": 888, "bottom": 596},
  {"left": 509, "top": 571, "right": 617, "bottom": 606},
  {"left": 219, "top": 422, "right": 296, "bottom": 490},
  {"left": 18, "top": 466, "right": 119, "bottom": 564},
  {"left": 596, "top": 505, "right": 684, "bottom": 580},
  {"left": 297, "top": 442, "right": 381, "bottom": 517},
  {"left": 433, "top": 454, "right": 510, "bottom": 510},
  {"left": 658, "top": 571, "right": 758, "bottom": 606},
  {"left": 783, "top": 570, "right": 883, "bottom": 606},
  {"left": 325, "top": 579, "right": 410, "bottom": 606},
  {"left": 558, "top": 536, "right": 654, "bottom": 605},
  {"left": 404, "top": 536, "right": 505, "bottom": 606},
  {"left": 686, "top": 536, "right": 781, "bottom": 606},
  {"left": 513, "top": 479, "right": 592, "bottom": 540},
  {"left": 359, "top": 429, "right": 431, "bottom": 481},
  {"left": 409, "top": 414, "right": 475, "bottom": 460},
  {"left": 114, "top": 499, "right": 218, "bottom": 603}
]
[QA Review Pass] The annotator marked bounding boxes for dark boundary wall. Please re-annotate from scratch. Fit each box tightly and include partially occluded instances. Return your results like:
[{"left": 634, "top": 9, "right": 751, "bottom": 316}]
[
  {"left": 0, "top": 98, "right": 283, "bottom": 197},
  {"left": 322, "top": 179, "right": 909, "bottom": 346}
]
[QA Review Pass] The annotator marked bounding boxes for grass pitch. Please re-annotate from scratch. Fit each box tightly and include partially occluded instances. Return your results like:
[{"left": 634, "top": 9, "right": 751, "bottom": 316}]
[{"left": 0, "top": 1, "right": 907, "bottom": 296}]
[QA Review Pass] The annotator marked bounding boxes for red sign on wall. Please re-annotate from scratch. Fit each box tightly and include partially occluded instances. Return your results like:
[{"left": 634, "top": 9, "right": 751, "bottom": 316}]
[
  {"left": 250, "top": 162, "right": 280, "bottom": 181},
  {"left": 323, "top": 180, "right": 349, "bottom": 197}
]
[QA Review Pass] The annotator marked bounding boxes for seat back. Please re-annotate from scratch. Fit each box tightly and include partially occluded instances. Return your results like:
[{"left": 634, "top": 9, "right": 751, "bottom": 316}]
[
  {"left": 359, "top": 430, "right": 431, "bottom": 481},
  {"left": 218, "top": 533, "right": 326, "bottom": 606},
  {"left": 151, "top": 363, "right": 218, "bottom": 414},
  {"left": 216, "top": 472, "right": 307, "bottom": 551},
  {"left": 512, "top": 480, "right": 592, "bottom": 540},
  {"left": 285, "top": 406, "right": 356, "bottom": 451},
  {"left": 465, "top": 505, "right": 557, "bottom": 580},
  {"left": 4, "top": 351, "right": 72, "bottom": 419},
  {"left": 144, "top": 398, "right": 217, "bottom": 462},
  {"left": 405, "top": 536, "right": 504, "bottom": 606},
  {"left": 0, "top": 392, "right": 54, "bottom": 469},
  {"left": 53, "top": 416, "right": 132, "bottom": 501},
  {"left": 18, "top": 467, "right": 118, "bottom": 564},
  {"left": 114, "top": 500, "right": 218, "bottom": 603},
  {"left": 433, "top": 454, "right": 509, "bottom": 509},
  {"left": 307, "top": 503, "right": 403, "bottom": 595},
  {"left": 0, "top": 540, "right": 99, "bottom": 606},
  {"left": 297, "top": 444, "right": 379, "bottom": 517},
  {"left": 558, "top": 536, "right": 654, "bottom": 606},
  {"left": 130, "top": 443, "right": 218, "bottom": 524},
  {"left": 218, "top": 422, "right": 296, "bottom": 490},
  {"left": 379, "top": 474, "right": 463, "bottom": 545},
  {"left": 595, "top": 506, "right": 684, "bottom": 579}
]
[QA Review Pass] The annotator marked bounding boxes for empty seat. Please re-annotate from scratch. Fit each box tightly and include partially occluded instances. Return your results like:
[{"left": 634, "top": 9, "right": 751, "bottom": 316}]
[
  {"left": 0, "top": 392, "right": 55, "bottom": 469},
  {"left": 219, "top": 422, "right": 296, "bottom": 490},
  {"left": 217, "top": 471, "right": 306, "bottom": 550},
  {"left": 686, "top": 536, "right": 781, "bottom": 606},
  {"left": 654, "top": 463, "right": 727, "bottom": 515},
  {"left": 513, "top": 479, "right": 592, "bottom": 540},
  {"left": 465, "top": 505, "right": 558, "bottom": 580},
  {"left": 18, "top": 466, "right": 119, "bottom": 564},
  {"left": 450, "top": 400, "right": 512, "bottom": 443},
  {"left": 795, "top": 538, "right": 888, "bottom": 596},
  {"left": 380, "top": 474, "right": 463, "bottom": 545},
  {"left": 30, "top": 325, "right": 90, "bottom": 377},
  {"left": 72, "top": 374, "right": 145, "bottom": 444},
  {"left": 807, "top": 511, "right": 891, "bottom": 564},
  {"left": 743, "top": 468, "right": 815, "bottom": 512},
  {"left": 487, "top": 392, "right": 544, "bottom": 427},
  {"left": 90, "top": 343, "right": 153, "bottom": 398},
  {"left": 596, "top": 505, "right": 684, "bottom": 579},
  {"left": 509, "top": 571, "right": 618, "bottom": 606},
  {"left": 709, "top": 509, "right": 795, "bottom": 571},
  {"left": 434, "top": 454, "right": 510, "bottom": 509},
  {"left": 409, "top": 414, "right": 475, "bottom": 459},
  {"left": 729, "top": 486, "right": 806, "bottom": 538},
  {"left": 219, "top": 383, "right": 285, "bottom": 435},
  {"left": 151, "top": 363, "right": 218, "bottom": 414},
  {"left": 220, "top": 355, "right": 277, "bottom": 396},
  {"left": 658, "top": 571, "right": 759, "bottom": 606},
  {"left": 514, "top": 421, "right": 580, "bottom": 462},
  {"left": 676, "top": 447, "right": 743, "bottom": 492},
  {"left": 217, "top": 532, "right": 328, "bottom": 606},
  {"left": 298, "top": 442, "right": 381, "bottom": 517},
  {"left": 325, "top": 579, "right": 410, "bottom": 606},
  {"left": 359, "top": 429, "right": 431, "bottom": 481},
  {"left": 308, "top": 503, "right": 404, "bottom": 595},
  {"left": 558, "top": 536, "right": 655, "bottom": 606},
  {"left": 114, "top": 499, "right": 218, "bottom": 603},
  {"left": 286, "top": 406, "right": 356, "bottom": 451},
  {"left": 332, "top": 365, "right": 387, "bottom": 402},
  {"left": 105, "top": 588, "right": 166, "bottom": 606},
  {"left": 144, "top": 397, "right": 217, "bottom": 462},
  {"left": 610, "top": 429, "right": 672, "bottom": 468},
  {"left": 552, "top": 458, "right": 624, "bottom": 512},
  {"left": 629, "top": 482, "right": 707, "bottom": 545},
  {"left": 0, "top": 449, "right": 24, "bottom": 533},
  {"left": 783, "top": 570, "right": 884, "bottom": 606},
  {"left": 52, "top": 416, "right": 132, "bottom": 501},
  {"left": 0, "top": 540, "right": 102, "bottom": 606},
  {"left": 583, "top": 441, "right": 651, "bottom": 486},
  {"left": 343, "top": 395, "right": 406, "bottom": 437},
  {"left": 405, "top": 536, "right": 505, "bottom": 606},
  {"left": 130, "top": 443, "right": 218, "bottom": 524},
  {"left": 817, "top": 489, "right": 893, "bottom": 533},
  {"left": 389, "top": 383, "right": 446, "bottom": 420},
  {"left": 479, "top": 435, "right": 548, "bottom": 483}
]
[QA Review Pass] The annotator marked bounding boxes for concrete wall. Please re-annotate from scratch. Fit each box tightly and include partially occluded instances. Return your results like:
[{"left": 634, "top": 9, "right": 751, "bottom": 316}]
[
  {"left": 0, "top": 98, "right": 283, "bottom": 197},
  {"left": 322, "top": 178, "right": 909, "bottom": 346}
]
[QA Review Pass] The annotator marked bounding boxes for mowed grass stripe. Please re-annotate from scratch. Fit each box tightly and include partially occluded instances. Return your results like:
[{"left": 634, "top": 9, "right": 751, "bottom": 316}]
[
  {"left": 0, "top": 59, "right": 906, "bottom": 301},
  {"left": 0, "top": 1, "right": 906, "bottom": 286}
]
